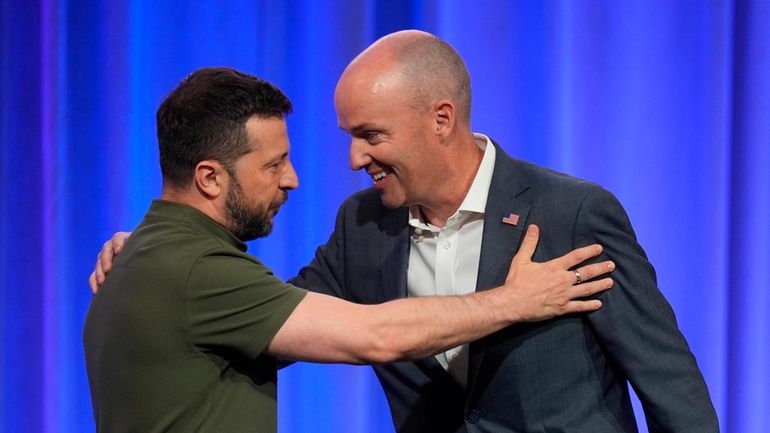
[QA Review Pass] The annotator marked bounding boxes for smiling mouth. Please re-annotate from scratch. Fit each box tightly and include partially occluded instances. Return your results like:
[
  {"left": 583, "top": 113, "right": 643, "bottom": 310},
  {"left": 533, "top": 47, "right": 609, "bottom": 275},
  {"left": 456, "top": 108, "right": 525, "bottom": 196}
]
[{"left": 371, "top": 171, "right": 389, "bottom": 183}]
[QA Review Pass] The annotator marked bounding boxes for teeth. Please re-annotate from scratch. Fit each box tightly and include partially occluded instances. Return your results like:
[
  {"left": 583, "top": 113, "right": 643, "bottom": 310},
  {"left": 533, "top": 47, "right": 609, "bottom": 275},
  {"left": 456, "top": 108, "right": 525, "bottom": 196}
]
[{"left": 372, "top": 172, "right": 388, "bottom": 182}]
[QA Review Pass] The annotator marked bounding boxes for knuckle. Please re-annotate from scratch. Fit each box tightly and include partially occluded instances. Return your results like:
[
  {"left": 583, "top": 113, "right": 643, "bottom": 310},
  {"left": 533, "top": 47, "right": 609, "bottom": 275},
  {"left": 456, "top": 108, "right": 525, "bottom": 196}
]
[{"left": 572, "top": 251, "right": 585, "bottom": 262}]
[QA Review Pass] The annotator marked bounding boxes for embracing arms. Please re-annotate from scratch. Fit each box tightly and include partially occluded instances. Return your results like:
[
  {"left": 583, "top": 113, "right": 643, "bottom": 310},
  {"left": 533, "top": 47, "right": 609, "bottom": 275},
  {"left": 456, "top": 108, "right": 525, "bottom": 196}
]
[{"left": 89, "top": 225, "right": 612, "bottom": 364}]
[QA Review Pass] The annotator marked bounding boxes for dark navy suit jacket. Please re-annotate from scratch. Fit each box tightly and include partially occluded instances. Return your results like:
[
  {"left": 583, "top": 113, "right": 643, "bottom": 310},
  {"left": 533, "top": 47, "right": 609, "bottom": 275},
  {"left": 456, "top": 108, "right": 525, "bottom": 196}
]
[{"left": 289, "top": 143, "right": 718, "bottom": 433}]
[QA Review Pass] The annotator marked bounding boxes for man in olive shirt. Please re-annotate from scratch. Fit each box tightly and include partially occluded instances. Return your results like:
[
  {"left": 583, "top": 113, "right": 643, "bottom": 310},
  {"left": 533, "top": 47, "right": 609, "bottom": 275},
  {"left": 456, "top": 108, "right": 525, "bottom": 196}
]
[
  {"left": 84, "top": 67, "right": 613, "bottom": 432},
  {"left": 85, "top": 199, "right": 307, "bottom": 431}
]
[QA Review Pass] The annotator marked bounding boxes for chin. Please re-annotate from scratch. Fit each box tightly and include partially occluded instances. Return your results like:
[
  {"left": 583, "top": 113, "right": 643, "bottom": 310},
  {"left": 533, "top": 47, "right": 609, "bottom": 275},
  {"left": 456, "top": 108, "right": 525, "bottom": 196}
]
[{"left": 378, "top": 192, "right": 407, "bottom": 209}]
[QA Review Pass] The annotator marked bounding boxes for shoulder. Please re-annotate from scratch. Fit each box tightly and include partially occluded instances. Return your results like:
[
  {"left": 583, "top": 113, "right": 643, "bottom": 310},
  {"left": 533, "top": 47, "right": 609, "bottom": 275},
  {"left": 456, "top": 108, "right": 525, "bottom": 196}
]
[
  {"left": 339, "top": 187, "right": 383, "bottom": 211},
  {"left": 516, "top": 157, "right": 603, "bottom": 194},
  {"left": 127, "top": 217, "right": 264, "bottom": 284},
  {"left": 496, "top": 149, "right": 608, "bottom": 199},
  {"left": 491, "top": 145, "right": 623, "bottom": 217},
  {"left": 335, "top": 187, "right": 405, "bottom": 226},
  {"left": 127, "top": 220, "right": 224, "bottom": 264},
  {"left": 186, "top": 238, "right": 306, "bottom": 309}
]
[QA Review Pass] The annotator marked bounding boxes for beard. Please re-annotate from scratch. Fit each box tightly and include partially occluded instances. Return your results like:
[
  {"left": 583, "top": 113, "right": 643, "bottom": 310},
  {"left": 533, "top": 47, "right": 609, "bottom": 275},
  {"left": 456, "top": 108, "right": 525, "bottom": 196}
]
[{"left": 225, "top": 175, "right": 285, "bottom": 242}]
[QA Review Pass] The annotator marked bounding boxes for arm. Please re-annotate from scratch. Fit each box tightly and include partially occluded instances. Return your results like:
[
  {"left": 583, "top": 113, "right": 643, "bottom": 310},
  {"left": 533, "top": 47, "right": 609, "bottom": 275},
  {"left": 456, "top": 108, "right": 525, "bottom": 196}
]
[
  {"left": 267, "top": 224, "right": 614, "bottom": 364},
  {"left": 88, "top": 227, "right": 613, "bottom": 365},
  {"left": 576, "top": 188, "right": 718, "bottom": 432}
]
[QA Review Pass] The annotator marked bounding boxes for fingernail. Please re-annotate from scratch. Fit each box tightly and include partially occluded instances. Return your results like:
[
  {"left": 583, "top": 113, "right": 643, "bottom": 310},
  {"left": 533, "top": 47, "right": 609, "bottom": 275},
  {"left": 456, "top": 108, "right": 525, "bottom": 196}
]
[{"left": 608, "top": 261, "right": 615, "bottom": 270}]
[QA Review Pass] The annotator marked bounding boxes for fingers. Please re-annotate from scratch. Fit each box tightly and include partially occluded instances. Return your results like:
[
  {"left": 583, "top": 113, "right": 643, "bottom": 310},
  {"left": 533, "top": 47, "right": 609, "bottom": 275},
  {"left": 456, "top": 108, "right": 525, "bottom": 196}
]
[
  {"left": 573, "top": 277, "right": 614, "bottom": 298},
  {"left": 97, "top": 231, "right": 130, "bottom": 281},
  {"left": 558, "top": 278, "right": 614, "bottom": 315},
  {"left": 554, "top": 243, "right": 603, "bottom": 269},
  {"left": 90, "top": 231, "right": 131, "bottom": 295},
  {"left": 113, "top": 231, "right": 131, "bottom": 255},
  {"left": 572, "top": 261, "right": 615, "bottom": 285},
  {"left": 562, "top": 299, "right": 603, "bottom": 314},
  {"left": 98, "top": 240, "right": 116, "bottom": 277},
  {"left": 512, "top": 225, "right": 539, "bottom": 263},
  {"left": 90, "top": 255, "right": 104, "bottom": 294},
  {"left": 88, "top": 271, "right": 98, "bottom": 294}
]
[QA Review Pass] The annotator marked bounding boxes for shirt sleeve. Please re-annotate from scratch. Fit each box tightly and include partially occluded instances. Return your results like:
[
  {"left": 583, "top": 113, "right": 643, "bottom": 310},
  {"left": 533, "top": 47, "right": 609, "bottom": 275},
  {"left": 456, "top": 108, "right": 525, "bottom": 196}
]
[{"left": 183, "top": 246, "right": 307, "bottom": 359}]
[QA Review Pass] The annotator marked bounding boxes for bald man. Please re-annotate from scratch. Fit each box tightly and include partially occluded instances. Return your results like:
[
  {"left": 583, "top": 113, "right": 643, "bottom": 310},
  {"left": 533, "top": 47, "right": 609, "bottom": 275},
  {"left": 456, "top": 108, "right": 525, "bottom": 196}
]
[
  {"left": 92, "top": 31, "right": 718, "bottom": 432},
  {"left": 293, "top": 31, "right": 718, "bottom": 432}
]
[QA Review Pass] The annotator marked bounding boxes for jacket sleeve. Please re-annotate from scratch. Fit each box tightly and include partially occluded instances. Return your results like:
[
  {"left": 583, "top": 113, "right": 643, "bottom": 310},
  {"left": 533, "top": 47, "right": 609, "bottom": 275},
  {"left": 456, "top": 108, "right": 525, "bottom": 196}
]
[
  {"left": 288, "top": 200, "right": 348, "bottom": 300},
  {"left": 575, "top": 187, "right": 719, "bottom": 433}
]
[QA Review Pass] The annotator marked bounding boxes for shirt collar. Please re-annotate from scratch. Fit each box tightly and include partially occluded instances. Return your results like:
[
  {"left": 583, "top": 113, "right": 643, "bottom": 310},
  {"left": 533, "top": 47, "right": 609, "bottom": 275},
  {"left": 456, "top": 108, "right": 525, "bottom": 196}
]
[
  {"left": 146, "top": 199, "right": 248, "bottom": 251},
  {"left": 408, "top": 133, "right": 496, "bottom": 229},
  {"left": 458, "top": 133, "right": 496, "bottom": 214}
]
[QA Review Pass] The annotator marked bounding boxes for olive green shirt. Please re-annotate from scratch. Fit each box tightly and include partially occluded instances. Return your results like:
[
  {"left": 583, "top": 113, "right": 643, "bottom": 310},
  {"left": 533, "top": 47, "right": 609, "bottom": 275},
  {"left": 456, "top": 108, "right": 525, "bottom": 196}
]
[{"left": 84, "top": 200, "right": 307, "bottom": 432}]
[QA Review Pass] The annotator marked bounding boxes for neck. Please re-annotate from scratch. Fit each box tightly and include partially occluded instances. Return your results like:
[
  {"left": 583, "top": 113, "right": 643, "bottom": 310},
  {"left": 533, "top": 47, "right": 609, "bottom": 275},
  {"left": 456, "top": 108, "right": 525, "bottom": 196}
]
[
  {"left": 419, "top": 134, "right": 484, "bottom": 227},
  {"left": 161, "top": 186, "right": 229, "bottom": 228}
]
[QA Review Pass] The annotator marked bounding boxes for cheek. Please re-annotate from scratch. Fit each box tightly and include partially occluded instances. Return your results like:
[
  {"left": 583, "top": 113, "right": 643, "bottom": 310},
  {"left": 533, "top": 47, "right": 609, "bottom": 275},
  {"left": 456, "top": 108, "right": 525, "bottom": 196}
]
[
  {"left": 404, "top": 146, "right": 432, "bottom": 172},
  {"left": 244, "top": 177, "right": 276, "bottom": 203}
]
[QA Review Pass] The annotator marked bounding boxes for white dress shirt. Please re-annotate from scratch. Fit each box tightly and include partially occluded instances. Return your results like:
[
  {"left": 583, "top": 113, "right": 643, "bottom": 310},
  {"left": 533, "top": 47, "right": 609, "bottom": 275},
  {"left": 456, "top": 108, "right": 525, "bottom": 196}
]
[{"left": 406, "top": 133, "right": 496, "bottom": 388}]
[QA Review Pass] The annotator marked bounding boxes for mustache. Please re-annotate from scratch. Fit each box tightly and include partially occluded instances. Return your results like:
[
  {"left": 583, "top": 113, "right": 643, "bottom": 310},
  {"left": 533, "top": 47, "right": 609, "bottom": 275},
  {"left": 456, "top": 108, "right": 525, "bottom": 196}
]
[{"left": 272, "top": 191, "right": 289, "bottom": 208}]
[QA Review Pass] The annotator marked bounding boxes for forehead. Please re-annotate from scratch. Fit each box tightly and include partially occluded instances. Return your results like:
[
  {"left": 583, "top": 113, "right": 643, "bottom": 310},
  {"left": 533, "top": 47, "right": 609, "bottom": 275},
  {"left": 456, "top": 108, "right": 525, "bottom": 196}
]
[{"left": 334, "top": 70, "right": 413, "bottom": 129}]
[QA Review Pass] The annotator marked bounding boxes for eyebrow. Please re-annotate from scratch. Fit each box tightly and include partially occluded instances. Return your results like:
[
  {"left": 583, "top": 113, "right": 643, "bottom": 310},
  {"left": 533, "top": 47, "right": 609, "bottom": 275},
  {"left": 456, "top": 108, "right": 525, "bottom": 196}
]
[
  {"left": 263, "top": 151, "right": 288, "bottom": 167},
  {"left": 347, "top": 123, "right": 382, "bottom": 135}
]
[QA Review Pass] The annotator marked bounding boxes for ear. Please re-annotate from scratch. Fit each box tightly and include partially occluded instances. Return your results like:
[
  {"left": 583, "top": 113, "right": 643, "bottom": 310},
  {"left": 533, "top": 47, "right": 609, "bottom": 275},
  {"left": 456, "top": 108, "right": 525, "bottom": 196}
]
[
  {"left": 433, "top": 99, "right": 455, "bottom": 140},
  {"left": 193, "top": 160, "right": 227, "bottom": 199}
]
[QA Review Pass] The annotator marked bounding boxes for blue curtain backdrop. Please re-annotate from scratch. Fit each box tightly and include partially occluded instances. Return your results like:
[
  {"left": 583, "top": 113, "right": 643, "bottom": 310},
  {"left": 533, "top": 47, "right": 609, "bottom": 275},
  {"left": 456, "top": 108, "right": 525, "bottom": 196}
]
[{"left": 1, "top": 1, "right": 768, "bottom": 432}]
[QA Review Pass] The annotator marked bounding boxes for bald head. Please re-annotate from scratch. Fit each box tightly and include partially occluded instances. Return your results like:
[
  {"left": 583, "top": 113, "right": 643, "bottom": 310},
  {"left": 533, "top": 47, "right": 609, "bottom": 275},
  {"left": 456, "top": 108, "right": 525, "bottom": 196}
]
[{"left": 338, "top": 30, "right": 472, "bottom": 124}]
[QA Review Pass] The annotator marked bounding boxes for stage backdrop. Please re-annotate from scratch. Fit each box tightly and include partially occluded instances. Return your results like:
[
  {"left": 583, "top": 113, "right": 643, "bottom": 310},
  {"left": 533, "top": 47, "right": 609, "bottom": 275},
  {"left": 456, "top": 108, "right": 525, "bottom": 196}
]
[{"left": 2, "top": 1, "right": 768, "bottom": 432}]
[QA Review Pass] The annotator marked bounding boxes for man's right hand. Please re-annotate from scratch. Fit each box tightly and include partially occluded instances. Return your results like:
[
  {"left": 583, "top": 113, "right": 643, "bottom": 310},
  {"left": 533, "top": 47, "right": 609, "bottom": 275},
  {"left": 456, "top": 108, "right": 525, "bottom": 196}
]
[
  {"left": 88, "top": 231, "right": 131, "bottom": 294},
  {"left": 497, "top": 224, "right": 614, "bottom": 322}
]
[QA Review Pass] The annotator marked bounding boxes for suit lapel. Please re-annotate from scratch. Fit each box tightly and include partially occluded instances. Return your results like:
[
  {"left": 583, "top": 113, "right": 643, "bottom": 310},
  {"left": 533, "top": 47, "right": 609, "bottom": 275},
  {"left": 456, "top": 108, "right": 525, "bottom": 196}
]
[
  {"left": 375, "top": 143, "right": 534, "bottom": 396},
  {"left": 475, "top": 200, "right": 531, "bottom": 291},
  {"left": 467, "top": 143, "right": 532, "bottom": 397}
]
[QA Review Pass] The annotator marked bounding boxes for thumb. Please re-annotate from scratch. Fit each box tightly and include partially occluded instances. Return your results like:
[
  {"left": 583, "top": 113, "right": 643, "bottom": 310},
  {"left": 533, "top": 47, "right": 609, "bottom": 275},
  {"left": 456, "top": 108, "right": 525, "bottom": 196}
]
[{"left": 513, "top": 224, "right": 539, "bottom": 264}]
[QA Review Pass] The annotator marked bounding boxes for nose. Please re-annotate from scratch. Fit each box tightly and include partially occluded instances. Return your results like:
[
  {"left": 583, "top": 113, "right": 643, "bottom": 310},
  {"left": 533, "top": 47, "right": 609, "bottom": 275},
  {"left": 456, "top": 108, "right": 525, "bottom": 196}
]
[
  {"left": 349, "top": 138, "right": 372, "bottom": 171},
  {"left": 280, "top": 159, "right": 299, "bottom": 190}
]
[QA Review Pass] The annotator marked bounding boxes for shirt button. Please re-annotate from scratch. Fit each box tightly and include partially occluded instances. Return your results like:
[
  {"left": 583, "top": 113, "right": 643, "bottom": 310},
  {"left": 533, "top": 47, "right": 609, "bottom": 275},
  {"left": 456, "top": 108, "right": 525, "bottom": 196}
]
[{"left": 443, "top": 240, "right": 452, "bottom": 249}]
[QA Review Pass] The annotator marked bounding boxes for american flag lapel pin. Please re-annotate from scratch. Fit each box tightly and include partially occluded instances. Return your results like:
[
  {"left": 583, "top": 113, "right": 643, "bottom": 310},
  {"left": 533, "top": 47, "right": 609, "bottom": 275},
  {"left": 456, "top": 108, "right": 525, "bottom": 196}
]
[{"left": 501, "top": 212, "right": 520, "bottom": 226}]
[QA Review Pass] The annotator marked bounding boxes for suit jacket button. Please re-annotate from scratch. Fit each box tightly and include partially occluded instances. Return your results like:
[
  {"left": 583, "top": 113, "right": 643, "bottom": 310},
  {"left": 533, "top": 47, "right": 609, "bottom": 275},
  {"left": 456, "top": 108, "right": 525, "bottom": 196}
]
[{"left": 465, "top": 410, "right": 481, "bottom": 424}]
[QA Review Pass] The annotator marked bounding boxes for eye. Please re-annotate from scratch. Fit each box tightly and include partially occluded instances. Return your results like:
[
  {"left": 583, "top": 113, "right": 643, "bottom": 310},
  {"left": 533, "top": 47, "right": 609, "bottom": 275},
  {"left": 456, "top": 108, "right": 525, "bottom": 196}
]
[
  {"left": 363, "top": 130, "right": 383, "bottom": 144},
  {"left": 267, "top": 159, "right": 284, "bottom": 172}
]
